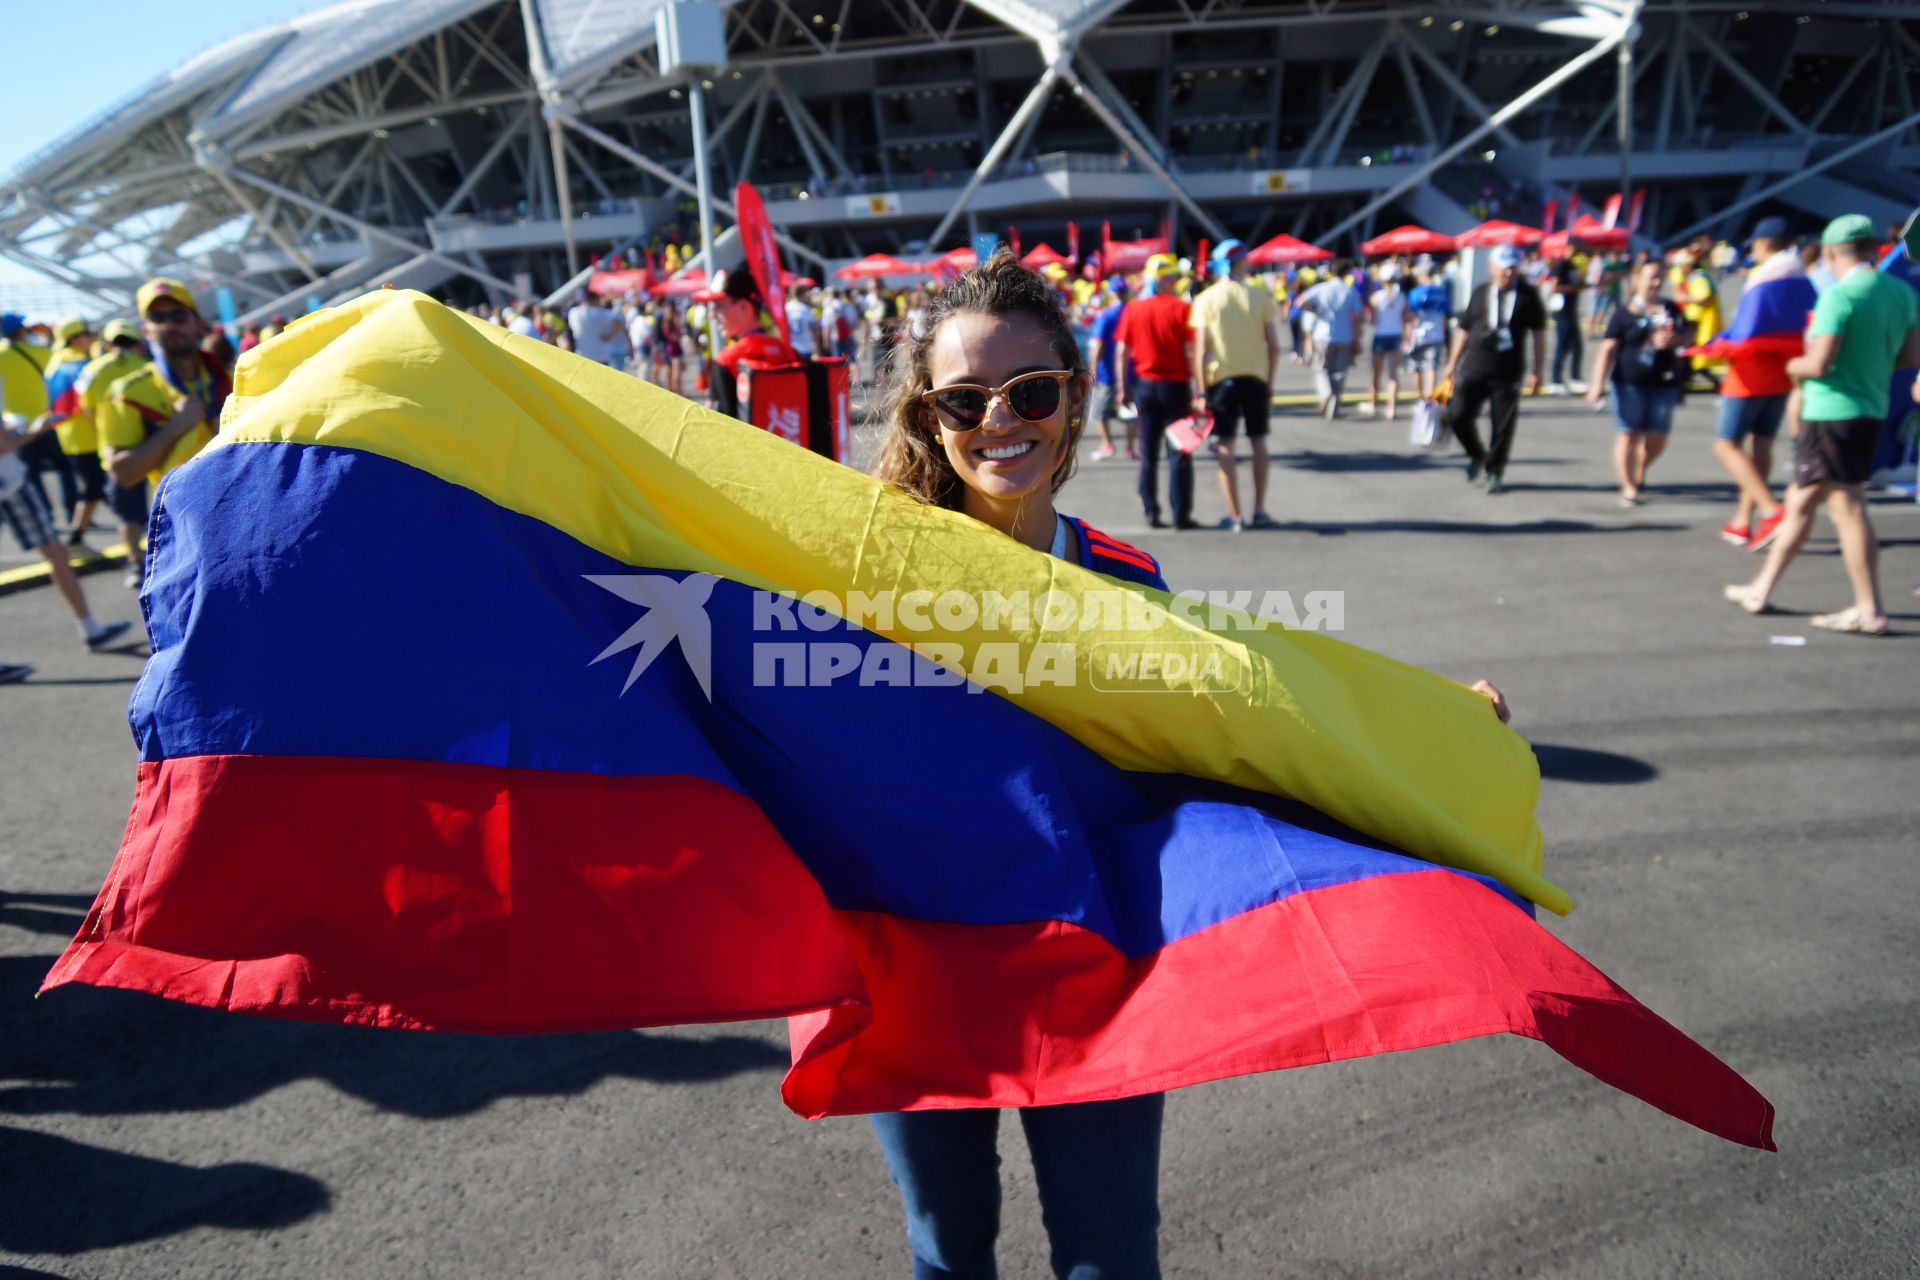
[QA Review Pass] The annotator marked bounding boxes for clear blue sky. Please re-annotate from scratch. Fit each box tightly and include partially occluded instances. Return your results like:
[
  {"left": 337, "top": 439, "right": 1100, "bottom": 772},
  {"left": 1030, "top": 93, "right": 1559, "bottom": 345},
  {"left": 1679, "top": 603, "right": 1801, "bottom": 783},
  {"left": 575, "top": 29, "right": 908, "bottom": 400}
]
[
  {"left": 0, "top": 0, "right": 335, "bottom": 298},
  {"left": 0, "top": 0, "right": 336, "bottom": 176}
]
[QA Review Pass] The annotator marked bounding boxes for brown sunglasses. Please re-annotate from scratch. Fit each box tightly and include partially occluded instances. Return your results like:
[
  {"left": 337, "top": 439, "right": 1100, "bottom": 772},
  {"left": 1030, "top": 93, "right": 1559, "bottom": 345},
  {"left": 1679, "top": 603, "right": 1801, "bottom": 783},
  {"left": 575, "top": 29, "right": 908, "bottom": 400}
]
[{"left": 920, "top": 370, "right": 1073, "bottom": 430}]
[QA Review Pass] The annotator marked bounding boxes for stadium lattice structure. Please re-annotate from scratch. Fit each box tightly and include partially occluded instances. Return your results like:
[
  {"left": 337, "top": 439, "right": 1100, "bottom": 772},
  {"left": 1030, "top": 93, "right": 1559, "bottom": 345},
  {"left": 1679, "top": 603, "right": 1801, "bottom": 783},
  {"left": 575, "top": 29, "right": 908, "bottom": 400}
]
[{"left": 1, "top": 0, "right": 1913, "bottom": 320}]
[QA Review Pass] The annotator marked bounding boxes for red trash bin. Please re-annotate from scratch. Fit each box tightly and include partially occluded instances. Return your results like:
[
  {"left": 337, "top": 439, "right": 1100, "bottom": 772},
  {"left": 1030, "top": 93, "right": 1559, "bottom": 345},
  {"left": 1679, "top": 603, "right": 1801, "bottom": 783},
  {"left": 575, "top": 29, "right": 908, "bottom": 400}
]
[{"left": 739, "top": 356, "right": 850, "bottom": 463}]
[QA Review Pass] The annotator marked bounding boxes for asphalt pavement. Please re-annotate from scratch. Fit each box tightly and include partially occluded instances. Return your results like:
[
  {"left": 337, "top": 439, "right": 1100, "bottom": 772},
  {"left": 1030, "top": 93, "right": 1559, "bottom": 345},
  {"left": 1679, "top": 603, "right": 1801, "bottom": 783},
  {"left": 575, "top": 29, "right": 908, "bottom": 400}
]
[{"left": 2, "top": 367, "right": 1916, "bottom": 1278}]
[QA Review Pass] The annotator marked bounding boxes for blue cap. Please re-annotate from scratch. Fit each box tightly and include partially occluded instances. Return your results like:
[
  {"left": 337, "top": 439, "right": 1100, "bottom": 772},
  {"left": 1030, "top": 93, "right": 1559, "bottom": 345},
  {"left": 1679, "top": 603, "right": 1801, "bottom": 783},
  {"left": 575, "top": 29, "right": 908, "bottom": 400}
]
[
  {"left": 1747, "top": 216, "right": 1790, "bottom": 247},
  {"left": 1490, "top": 244, "right": 1524, "bottom": 268},
  {"left": 1211, "top": 238, "right": 1247, "bottom": 266},
  {"left": 0, "top": 313, "right": 23, "bottom": 339},
  {"left": 1109, "top": 276, "right": 1130, "bottom": 297}
]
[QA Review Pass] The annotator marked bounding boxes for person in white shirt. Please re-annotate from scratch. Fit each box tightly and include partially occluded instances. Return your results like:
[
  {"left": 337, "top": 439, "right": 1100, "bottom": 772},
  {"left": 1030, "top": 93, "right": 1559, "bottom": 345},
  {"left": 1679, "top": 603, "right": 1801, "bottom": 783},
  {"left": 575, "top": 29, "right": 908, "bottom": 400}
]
[
  {"left": 785, "top": 288, "right": 819, "bottom": 358},
  {"left": 506, "top": 306, "right": 538, "bottom": 339},
  {"left": 1362, "top": 264, "right": 1409, "bottom": 419},
  {"left": 566, "top": 295, "right": 620, "bottom": 366}
]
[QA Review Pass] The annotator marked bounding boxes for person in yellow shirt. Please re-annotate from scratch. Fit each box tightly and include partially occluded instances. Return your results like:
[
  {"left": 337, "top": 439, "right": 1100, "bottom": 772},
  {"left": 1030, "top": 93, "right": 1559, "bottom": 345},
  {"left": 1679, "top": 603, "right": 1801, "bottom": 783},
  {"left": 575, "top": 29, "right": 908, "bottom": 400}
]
[
  {"left": 1188, "top": 239, "right": 1284, "bottom": 531},
  {"left": 33, "top": 318, "right": 103, "bottom": 545},
  {"left": 73, "top": 320, "right": 151, "bottom": 581},
  {"left": 1670, "top": 241, "right": 1724, "bottom": 385},
  {"left": 103, "top": 278, "right": 231, "bottom": 507}
]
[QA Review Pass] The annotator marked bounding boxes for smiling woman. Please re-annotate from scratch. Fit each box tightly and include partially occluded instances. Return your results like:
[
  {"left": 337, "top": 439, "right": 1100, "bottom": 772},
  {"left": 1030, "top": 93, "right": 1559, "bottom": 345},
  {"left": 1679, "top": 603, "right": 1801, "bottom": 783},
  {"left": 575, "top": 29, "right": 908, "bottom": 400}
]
[
  {"left": 871, "top": 251, "right": 1108, "bottom": 567},
  {"left": 865, "top": 249, "right": 1173, "bottom": 1278}
]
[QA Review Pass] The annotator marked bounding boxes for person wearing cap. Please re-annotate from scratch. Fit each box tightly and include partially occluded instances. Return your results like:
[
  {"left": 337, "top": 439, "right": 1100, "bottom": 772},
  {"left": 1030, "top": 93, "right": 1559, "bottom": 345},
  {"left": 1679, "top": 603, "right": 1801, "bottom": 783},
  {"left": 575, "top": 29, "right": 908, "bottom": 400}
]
[
  {"left": 1189, "top": 239, "right": 1283, "bottom": 530},
  {"left": 1294, "top": 259, "right": 1367, "bottom": 418},
  {"left": 1441, "top": 243, "right": 1547, "bottom": 494},
  {"left": 1705, "top": 216, "right": 1816, "bottom": 551},
  {"left": 1727, "top": 214, "right": 1920, "bottom": 634},
  {"left": 1084, "top": 276, "right": 1135, "bottom": 461},
  {"left": 1115, "top": 255, "right": 1202, "bottom": 529},
  {"left": 1671, "top": 238, "right": 1724, "bottom": 388},
  {"left": 103, "top": 278, "right": 232, "bottom": 499},
  {"left": 32, "top": 318, "right": 102, "bottom": 546},
  {"left": 74, "top": 320, "right": 153, "bottom": 585}
]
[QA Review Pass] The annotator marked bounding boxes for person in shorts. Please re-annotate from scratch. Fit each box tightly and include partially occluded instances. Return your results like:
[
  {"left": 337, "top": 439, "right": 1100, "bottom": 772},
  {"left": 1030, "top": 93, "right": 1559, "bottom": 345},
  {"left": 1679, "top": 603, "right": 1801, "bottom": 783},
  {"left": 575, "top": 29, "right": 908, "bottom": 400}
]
[
  {"left": 1361, "top": 262, "right": 1409, "bottom": 419},
  {"left": 1586, "top": 262, "right": 1686, "bottom": 505},
  {"left": 0, "top": 414, "right": 135, "bottom": 652},
  {"left": 1404, "top": 263, "right": 1452, "bottom": 400},
  {"left": 1708, "top": 217, "right": 1814, "bottom": 549},
  {"left": 1189, "top": 240, "right": 1283, "bottom": 530},
  {"left": 1727, "top": 214, "right": 1920, "bottom": 633}
]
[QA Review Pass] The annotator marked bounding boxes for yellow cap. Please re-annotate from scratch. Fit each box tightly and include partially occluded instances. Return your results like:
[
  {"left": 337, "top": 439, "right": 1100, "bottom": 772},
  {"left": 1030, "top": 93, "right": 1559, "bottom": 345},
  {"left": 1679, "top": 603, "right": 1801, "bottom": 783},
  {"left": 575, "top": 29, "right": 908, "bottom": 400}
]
[
  {"left": 102, "top": 318, "right": 140, "bottom": 343},
  {"left": 55, "top": 317, "right": 91, "bottom": 343},
  {"left": 136, "top": 277, "right": 201, "bottom": 318},
  {"left": 1144, "top": 253, "right": 1179, "bottom": 279}
]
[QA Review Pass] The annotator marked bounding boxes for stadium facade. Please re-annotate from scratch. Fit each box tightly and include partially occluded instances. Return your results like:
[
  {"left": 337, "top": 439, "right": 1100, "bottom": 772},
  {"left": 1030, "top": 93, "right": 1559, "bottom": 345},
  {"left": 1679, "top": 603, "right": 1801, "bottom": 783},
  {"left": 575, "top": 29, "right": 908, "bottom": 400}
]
[{"left": 1, "top": 0, "right": 1913, "bottom": 321}]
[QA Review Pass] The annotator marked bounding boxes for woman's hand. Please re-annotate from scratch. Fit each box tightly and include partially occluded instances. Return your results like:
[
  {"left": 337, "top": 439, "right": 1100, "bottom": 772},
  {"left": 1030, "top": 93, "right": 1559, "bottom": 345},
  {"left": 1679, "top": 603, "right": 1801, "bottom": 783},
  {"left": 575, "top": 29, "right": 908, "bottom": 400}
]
[{"left": 1470, "top": 679, "right": 1511, "bottom": 725}]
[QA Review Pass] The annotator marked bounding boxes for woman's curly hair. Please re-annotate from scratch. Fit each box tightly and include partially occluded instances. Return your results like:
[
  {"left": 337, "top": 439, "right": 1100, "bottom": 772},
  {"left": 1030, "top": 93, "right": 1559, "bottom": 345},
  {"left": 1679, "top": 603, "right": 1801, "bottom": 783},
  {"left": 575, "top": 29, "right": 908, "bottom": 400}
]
[{"left": 871, "top": 249, "right": 1086, "bottom": 508}]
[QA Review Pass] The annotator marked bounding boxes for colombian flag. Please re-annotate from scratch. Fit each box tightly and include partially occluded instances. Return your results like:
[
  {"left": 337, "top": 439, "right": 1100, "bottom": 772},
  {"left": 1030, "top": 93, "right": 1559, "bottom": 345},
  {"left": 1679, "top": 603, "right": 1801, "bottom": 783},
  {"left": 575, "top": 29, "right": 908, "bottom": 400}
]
[{"left": 44, "top": 291, "right": 1773, "bottom": 1147}]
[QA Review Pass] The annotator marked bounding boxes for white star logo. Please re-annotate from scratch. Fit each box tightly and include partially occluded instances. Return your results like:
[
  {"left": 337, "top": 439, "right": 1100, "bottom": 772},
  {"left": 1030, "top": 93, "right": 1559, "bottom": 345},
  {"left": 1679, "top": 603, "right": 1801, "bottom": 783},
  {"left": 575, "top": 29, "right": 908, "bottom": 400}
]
[{"left": 585, "top": 573, "right": 719, "bottom": 700}]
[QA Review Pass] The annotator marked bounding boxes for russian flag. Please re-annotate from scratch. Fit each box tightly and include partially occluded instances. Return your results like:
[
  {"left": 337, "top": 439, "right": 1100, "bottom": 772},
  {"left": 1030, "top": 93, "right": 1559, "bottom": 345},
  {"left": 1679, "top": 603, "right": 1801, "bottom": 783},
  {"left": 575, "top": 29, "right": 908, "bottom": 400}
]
[
  {"left": 43, "top": 292, "right": 1773, "bottom": 1148},
  {"left": 1693, "top": 263, "right": 1818, "bottom": 398}
]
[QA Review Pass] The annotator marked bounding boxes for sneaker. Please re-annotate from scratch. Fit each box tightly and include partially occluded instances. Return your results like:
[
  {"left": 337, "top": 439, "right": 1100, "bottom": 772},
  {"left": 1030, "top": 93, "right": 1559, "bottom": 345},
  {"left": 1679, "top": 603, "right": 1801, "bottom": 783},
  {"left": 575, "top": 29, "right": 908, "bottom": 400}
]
[
  {"left": 1568, "top": 380, "right": 1588, "bottom": 394},
  {"left": 1484, "top": 472, "right": 1504, "bottom": 495},
  {"left": 1249, "top": 510, "right": 1277, "bottom": 529},
  {"left": 1219, "top": 515, "right": 1245, "bottom": 533},
  {"left": 1465, "top": 459, "right": 1484, "bottom": 483},
  {"left": 85, "top": 620, "right": 134, "bottom": 652},
  {"left": 1748, "top": 506, "right": 1788, "bottom": 552},
  {"left": 1147, "top": 517, "right": 1168, "bottom": 530},
  {"left": 1091, "top": 444, "right": 1115, "bottom": 461},
  {"left": 123, "top": 568, "right": 143, "bottom": 590},
  {"left": 0, "top": 663, "right": 31, "bottom": 686},
  {"left": 1548, "top": 383, "right": 1570, "bottom": 396},
  {"left": 1358, "top": 403, "right": 1377, "bottom": 418},
  {"left": 1719, "top": 520, "right": 1752, "bottom": 546},
  {"left": 1174, "top": 517, "right": 1201, "bottom": 531}
]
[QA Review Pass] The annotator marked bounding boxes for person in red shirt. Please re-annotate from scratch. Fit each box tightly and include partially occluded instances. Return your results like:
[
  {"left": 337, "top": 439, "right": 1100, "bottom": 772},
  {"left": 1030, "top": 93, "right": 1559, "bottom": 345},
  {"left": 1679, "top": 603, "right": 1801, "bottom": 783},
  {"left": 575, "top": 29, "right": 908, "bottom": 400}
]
[{"left": 1113, "top": 262, "right": 1203, "bottom": 528}]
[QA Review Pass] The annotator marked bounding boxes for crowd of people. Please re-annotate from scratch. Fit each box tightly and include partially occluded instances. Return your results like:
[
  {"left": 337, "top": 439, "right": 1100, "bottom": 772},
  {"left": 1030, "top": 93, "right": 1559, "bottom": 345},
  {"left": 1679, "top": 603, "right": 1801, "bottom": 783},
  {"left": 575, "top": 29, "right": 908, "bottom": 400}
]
[{"left": 1, "top": 209, "right": 1914, "bottom": 679}]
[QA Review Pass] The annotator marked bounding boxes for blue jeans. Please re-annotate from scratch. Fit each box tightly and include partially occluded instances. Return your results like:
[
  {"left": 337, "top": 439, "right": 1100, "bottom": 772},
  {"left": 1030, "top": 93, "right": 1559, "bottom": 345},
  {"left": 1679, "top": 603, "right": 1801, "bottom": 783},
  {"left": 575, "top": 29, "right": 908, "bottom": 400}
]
[
  {"left": 1610, "top": 382, "right": 1677, "bottom": 434},
  {"left": 1132, "top": 379, "right": 1194, "bottom": 524},
  {"left": 870, "top": 1094, "right": 1165, "bottom": 1280},
  {"left": 1715, "top": 393, "right": 1787, "bottom": 442}
]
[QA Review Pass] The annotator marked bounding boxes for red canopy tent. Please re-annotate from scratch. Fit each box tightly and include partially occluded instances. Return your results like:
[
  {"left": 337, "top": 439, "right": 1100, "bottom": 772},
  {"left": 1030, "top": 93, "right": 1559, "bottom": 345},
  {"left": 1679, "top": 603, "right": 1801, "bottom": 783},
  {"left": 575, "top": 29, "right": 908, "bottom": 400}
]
[
  {"left": 1021, "top": 242, "right": 1070, "bottom": 268},
  {"left": 1358, "top": 225, "right": 1458, "bottom": 257},
  {"left": 1453, "top": 220, "right": 1546, "bottom": 248},
  {"left": 1245, "top": 233, "right": 1332, "bottom": 265},
  {"left": 655, "top": 269, "right": 712, "bottom": 297},
  {"left": 586, "top": 268, "right": 654, "bottom": 298},
  {"left": 834, "top": 253, "right": 921, "bottom": 280},
  {"left": 1563, "top": 214, "right": 1632, "bottom": 249}
]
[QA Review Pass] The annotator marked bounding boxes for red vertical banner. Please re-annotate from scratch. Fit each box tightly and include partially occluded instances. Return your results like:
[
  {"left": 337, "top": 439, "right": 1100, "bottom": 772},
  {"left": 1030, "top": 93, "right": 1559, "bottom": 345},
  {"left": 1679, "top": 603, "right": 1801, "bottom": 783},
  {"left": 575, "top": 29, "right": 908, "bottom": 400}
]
[
  {"left": 1542, "top": 199, "right": 1559, "bottom": 234},
  {"left": 1196, "top": 238, "right": 1210, "bottom": 281},
  {"left": 1102, "top": 221, "right": 1112, "bottom": 276},
  {"left": 1066, "top": 221, "right": 1080, "bottom": 264},
  {"left": 1008, "top": 225, "right": 1022, "bottom": 259},
  {"left": 733, "top": 181, "right": 791, "bottom": 351},
  {"left": 1627, "top": 189, "right": 1647, "bottom": 233}
]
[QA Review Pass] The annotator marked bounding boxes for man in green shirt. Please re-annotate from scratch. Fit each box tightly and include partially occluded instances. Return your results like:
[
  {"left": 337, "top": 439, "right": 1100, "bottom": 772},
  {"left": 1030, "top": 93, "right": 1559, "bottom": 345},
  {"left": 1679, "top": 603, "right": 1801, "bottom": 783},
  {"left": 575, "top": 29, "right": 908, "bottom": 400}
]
[{"left": 1728, "top": 214, "right": 1920, "bottom": 634}]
